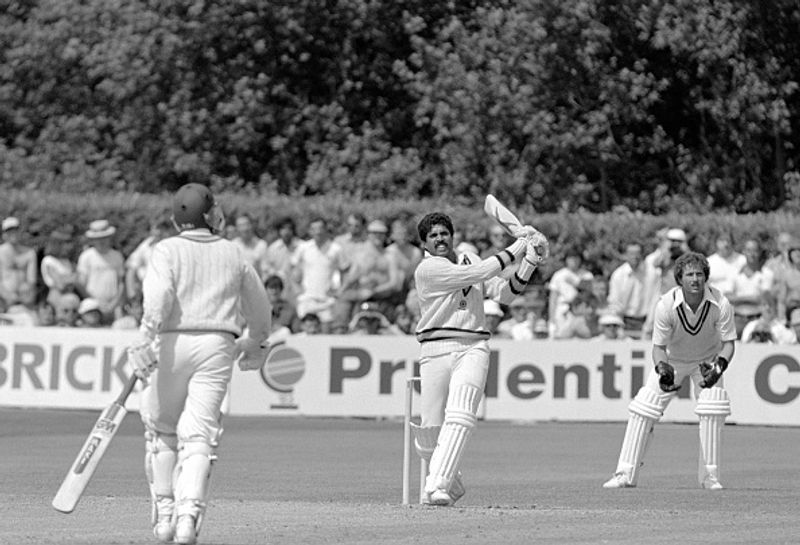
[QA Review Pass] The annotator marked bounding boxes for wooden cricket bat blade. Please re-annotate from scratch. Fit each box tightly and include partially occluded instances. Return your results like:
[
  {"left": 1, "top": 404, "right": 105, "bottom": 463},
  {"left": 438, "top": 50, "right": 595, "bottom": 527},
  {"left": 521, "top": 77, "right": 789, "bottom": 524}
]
[
  {"left": 484, "top": 194, "right": 523, "bottom": 236},
  {"left": 52, "top": 374, "right": 138, "bottom": 513}
]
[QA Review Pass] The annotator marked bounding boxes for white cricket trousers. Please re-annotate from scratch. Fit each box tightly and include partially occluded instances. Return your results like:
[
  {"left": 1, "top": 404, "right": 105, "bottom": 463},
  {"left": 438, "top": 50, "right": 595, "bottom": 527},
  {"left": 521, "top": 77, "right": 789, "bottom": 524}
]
[
  {"left": 418, "top": 340, "right": 490, "bottom": 427},
  {"left": 140, "top": 331, "right": 236, "bottom": 444}
]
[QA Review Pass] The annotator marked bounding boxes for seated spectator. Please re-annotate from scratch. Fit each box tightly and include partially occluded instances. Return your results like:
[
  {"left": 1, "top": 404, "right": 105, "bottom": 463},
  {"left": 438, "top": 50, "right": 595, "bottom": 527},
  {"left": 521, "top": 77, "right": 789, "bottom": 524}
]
[
  {"left": 36, "top": 300, "right": 56, "bottom": 327},
  {"left": 295, "top": 313, "right": 322, "bottom": 336},
  {"left": 54, "top": 293, "right": 81, "bottom": 327},
  {"left": 740, "top": 292, "right": 796, "bottom": 344},
  {"left": 553, "top": 292, "right": 598, "bottom": 339},
  {"left": 592, "top": 313, "right": 629, "bottom": 341},
  {"left": 77, "top": 297, "right": 104, "bottom": 328},
  {"left": 776, "top": 245, "right": 800, "bottom": 325},
  {"left": 789, "top": 309, "right": 800, "bottom": 343},
  {"left": 264, "top": 274, "right": 299, "bottom": 333},
  {"left": 0, "top": 294, "right": 37, "bottom": 326},
  {"left": 348, "top": 302, "right": 403, "bottom": 335},
  {"left": 484, "top": 299, "right": 507, "bottom": 338},
  {"left": 548, "top": 248, "right": 594, "bottom": 327},
  {"left": 497, "top": 296, "right": 531, "bottom": 339},
  {"left": 533, "top": 318, "right": 549, "bottom": 339},
  {"left": 392, "top": 303, "right": 417, "bottom": 335},
  {"left": 112, "top": 297, "right": 143, "bottom": 330}
]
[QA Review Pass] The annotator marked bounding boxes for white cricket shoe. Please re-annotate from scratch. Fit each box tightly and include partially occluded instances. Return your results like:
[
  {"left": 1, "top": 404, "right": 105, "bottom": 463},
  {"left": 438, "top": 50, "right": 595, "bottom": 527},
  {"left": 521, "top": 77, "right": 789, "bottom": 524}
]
[
  {"left": 153, "top": 516, "right": 174, "bottom": 543},
  {"left": 152, "top": 496, "right": 174, "bottom": 543},
  {"left": 701, "top": 474, "right": 724, "bottom": 490},
  {"left": 602, "top": 473, "right": 635, "bottom": 489},
  {"left": 174, "top": 514, "right": 197, "bottom": 545},
  {"left": 428, "top": 488, "right": 454, "bottom": 506}
]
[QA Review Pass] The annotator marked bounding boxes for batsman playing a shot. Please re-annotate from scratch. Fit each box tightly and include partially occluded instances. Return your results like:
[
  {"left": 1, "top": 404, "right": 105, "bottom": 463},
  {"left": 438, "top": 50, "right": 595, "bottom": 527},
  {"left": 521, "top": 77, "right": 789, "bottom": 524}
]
[
  {"left": 603, "top": 251, "right": 736, "bottom": 490},
  {"left": 127, "top": 183, "right": 271, "bottom": 544},
  {"left": 412, "top": 211, "right": 548, "bottom": 505}
]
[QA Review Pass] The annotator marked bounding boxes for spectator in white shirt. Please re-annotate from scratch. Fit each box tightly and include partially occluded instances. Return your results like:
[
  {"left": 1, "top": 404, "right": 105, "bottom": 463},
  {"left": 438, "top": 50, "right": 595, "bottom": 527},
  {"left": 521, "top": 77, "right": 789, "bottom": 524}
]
[
  {"left": 607, "top": 242, "right": 655, "bottom": 339},
  {"left": 740, "top": 292, "right": 796, "bottom": 344},
  {"left": 232, "top": 214, "right": 268, "bottom": 275},
  {"left": 707, "top": 233, "right": 746, "bottom": 298}
]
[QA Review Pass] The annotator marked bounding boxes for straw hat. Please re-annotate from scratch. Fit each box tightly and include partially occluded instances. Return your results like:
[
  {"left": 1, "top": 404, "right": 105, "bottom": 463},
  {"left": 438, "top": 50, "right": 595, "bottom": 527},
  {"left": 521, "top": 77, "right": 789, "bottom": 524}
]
[{"left": 85, "top": 219, "right": 116, "bottom": 239}]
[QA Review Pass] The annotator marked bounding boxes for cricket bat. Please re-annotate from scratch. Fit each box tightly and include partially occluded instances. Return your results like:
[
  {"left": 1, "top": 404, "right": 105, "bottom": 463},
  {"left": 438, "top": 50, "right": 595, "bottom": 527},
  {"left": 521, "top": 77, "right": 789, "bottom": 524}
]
[
  {"left": 52, "top": 372, "right": 139, "bottom": 513},
  {"left": 484, "top": 194, "right": 524, "bottom": 236}
]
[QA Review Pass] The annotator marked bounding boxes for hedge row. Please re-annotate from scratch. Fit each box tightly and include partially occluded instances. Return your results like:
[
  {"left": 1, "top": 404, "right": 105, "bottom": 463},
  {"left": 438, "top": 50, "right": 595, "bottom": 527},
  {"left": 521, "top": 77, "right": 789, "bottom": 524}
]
[{"left": 3, "top": 189, "right": 797, "bottom": 282}]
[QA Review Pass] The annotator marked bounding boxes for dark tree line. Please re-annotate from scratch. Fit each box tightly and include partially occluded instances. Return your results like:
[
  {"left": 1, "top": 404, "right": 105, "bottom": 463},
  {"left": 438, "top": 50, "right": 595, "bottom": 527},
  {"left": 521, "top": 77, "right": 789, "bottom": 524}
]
[{"left": 0, "top": 0, "right": 798, "bottom": 213}]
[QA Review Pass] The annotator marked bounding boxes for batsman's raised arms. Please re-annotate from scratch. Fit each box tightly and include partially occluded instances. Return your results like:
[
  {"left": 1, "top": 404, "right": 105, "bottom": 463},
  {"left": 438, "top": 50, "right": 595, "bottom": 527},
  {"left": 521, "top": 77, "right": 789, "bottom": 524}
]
[{"left": 484, "top": 194, "right": 548, "bottom": 262}]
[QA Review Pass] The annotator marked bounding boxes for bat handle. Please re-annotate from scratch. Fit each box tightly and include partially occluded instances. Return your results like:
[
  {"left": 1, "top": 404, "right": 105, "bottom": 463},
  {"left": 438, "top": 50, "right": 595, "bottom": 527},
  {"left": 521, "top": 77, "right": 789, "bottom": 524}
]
[{"left": 116, "top": 374, "right": 139, "bottom": 405}]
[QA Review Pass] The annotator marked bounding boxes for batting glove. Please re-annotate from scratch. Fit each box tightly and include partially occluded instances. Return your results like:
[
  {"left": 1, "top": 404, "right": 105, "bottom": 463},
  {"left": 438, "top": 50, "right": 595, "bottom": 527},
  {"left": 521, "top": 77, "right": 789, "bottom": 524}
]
[
  {"left": 525, "top": 233, "right": 549, "bottom": 264},
  {"left": 510, "top": 224, "right": 538, "bottom": 239},
  {"left": 655, "top": 361, "right": 681, "bottom": 392},
  {"left": 127, "top": 336, "right": 157, "bottom": 379},
  {"left": 235, "top": 336, "right": 270, "bottom": 371},
  {"left": 699, "top": 355, "right": 728, "bottom": 388}
]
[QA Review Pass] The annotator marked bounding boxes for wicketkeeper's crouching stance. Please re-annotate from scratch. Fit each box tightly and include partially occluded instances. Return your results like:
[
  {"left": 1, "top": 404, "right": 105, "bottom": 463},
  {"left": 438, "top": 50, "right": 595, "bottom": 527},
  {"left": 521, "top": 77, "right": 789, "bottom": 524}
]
[
  {"left": 603, "top": 252, "right": 736, "bottom": 490},
  {"left": 411, "top": 211, "right": 548, "bottom": 506},
  {"left": 127, "top": 183, "right": 271, "bottom": 544}
]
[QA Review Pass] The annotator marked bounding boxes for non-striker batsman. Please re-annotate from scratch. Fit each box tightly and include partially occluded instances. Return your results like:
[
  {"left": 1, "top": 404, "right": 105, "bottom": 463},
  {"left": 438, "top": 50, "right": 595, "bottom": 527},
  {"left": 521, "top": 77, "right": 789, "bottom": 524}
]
[
  {"left": 603, "top": 251, "right": 736, "bottom": 490},
  {"left": 127, "top": 183, "right": 271, "bottom": 544},
  {"left": 412, "top": 211, "right": 548, "bottom": 505}
]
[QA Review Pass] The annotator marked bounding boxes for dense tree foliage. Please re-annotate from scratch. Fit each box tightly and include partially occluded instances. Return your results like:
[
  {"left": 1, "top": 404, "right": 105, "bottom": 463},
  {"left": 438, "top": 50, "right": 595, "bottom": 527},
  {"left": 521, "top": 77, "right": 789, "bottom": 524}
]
[{"left": 0, "top": 0, "right": 797, "bottom": 213}]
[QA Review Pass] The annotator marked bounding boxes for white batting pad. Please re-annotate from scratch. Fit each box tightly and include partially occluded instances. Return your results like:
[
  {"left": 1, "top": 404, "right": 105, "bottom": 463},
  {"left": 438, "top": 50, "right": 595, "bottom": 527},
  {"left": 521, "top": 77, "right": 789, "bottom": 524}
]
[
  {"left": 613, "top": 387, "right": 669, "bottom": 485},
  {"left": 695, "top": 387, "right": 730, "bottom": 484},
  {"left": 145, "top": 431, "right": 178, "bottom": 527},
  {"left": 424, "top": 384, "right": 482, "bottom": 494},
  {"left": 410, "top": 423, "right": 441, "bottom": 460},
  {"left": 174, "top": 441, "right": 216, "bottom": 523}
]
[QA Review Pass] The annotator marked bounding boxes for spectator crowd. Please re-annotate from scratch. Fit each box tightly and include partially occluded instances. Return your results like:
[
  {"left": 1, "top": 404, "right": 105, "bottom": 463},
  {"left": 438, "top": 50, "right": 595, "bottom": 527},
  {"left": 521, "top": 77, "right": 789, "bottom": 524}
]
[{"left": 2, "top": 212, "right": 799, "bottom": 345}]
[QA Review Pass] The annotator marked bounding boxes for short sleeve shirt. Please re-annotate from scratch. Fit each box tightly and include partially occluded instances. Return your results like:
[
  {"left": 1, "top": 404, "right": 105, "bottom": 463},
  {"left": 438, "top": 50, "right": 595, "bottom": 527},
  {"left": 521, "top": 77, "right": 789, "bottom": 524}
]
[{"left": 652, "top": 285, "right": 737, "bottom": 364}]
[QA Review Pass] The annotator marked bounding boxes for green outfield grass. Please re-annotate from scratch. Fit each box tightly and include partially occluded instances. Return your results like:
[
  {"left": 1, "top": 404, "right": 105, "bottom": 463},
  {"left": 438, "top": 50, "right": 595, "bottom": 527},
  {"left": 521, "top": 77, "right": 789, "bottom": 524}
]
[{"left": 1, "top": 409, "right": 798, "bottom": 544}]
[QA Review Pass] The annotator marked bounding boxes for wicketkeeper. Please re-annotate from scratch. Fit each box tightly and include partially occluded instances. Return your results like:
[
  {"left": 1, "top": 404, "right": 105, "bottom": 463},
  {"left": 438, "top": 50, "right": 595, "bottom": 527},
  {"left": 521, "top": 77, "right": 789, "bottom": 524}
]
[
  {"left": 603, "top": 252, "right": 736, "bottom": 490},
  {"left": 127, "top": 183, "right": 271, "bottom": 544},
  {"left": 412, "top": 211, "right": 548, "bottom": 505}
]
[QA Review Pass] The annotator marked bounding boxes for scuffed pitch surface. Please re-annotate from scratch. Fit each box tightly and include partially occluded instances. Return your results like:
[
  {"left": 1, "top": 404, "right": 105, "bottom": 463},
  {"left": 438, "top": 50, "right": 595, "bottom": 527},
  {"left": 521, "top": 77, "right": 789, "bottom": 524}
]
[{"left": 2, "top": 410, "right": 798, "bottom": 544}]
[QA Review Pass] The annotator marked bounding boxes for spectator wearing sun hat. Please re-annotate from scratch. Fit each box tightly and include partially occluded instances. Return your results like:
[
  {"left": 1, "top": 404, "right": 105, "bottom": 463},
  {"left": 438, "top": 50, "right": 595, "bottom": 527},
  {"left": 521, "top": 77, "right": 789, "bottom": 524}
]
[
  {"left": 483, "top": 298, "right": 509, "bottom": 338},
  {"left": 592, "top": 313, "right": 630, "bottom": 341},
  {"left": 76, "top": 219, "right": 125, "bottom": 325},
  {"left": 77, "top": 297, "right": 104, "bottom": 328},
  {"left": 0, "top": 216, "right": 38, "bottom": 308}
]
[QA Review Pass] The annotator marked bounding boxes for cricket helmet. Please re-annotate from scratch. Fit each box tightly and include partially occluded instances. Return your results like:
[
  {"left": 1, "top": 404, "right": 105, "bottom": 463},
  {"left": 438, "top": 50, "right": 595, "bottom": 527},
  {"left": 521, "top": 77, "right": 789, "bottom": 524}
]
[{"left": 172, "top": 183, "right": 222, "bottom": 232}]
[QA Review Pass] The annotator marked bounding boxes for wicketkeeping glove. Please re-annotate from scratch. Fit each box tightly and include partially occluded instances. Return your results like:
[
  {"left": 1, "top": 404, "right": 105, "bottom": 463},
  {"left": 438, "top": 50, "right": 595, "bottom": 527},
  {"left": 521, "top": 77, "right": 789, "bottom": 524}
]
[
  {"left": 699, "top": 355, "right": 728, "bottom": 388},
  {"left": 655, "top": 361, "right": 681, "bottom": 392},
  {"left": 127, "top": 336, "right": 157, "bottom": 379}
]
